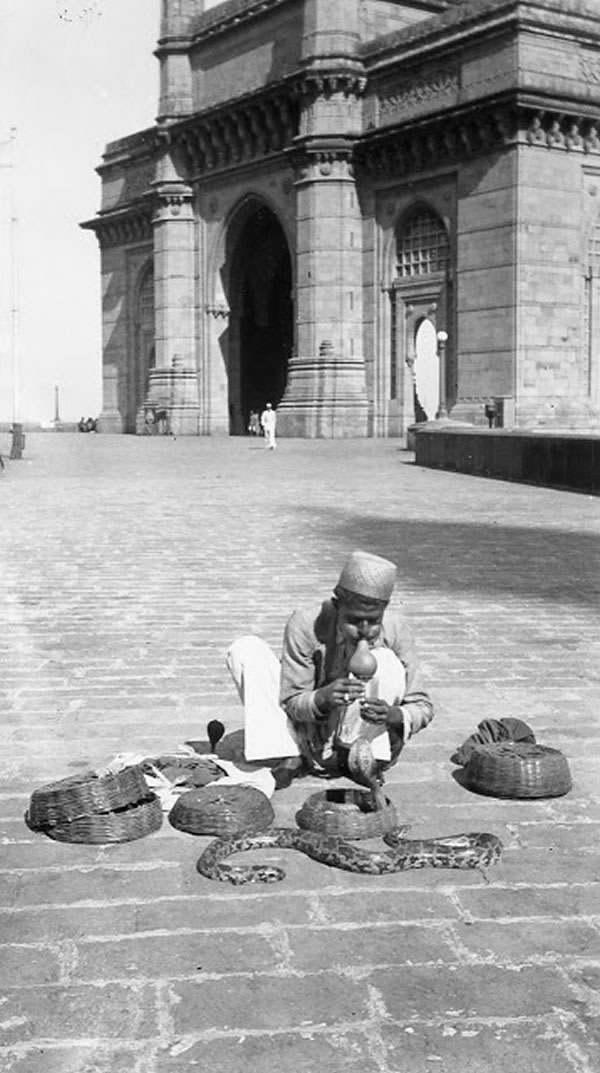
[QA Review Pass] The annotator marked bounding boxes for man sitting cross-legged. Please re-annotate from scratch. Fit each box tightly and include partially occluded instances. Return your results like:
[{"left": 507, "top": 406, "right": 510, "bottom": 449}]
[{"left": 226, "top": 550, "right": 434, "bottom": 788}]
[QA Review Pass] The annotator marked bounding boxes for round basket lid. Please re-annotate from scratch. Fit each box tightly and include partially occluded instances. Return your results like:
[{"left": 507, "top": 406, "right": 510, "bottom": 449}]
[{"left": 168, "top": 784, "right": 274, "bottom": 836}]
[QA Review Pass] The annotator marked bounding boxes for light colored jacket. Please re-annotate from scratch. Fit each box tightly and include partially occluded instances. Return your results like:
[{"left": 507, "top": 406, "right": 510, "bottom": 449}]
[{"left": 279, "top": 599, "right": 434, "bottom": 766}]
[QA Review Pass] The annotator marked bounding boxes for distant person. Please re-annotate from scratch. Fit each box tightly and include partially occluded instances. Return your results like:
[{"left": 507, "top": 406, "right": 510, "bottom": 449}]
[
  {"left": 248, "top": 410, "right": 260, "bottom": 436},
  {"left": 78, "top": 417, "right": 87, "bottom": 433},
  {"left": 260, "top": 402, "right": 277, "bottom": 450}
]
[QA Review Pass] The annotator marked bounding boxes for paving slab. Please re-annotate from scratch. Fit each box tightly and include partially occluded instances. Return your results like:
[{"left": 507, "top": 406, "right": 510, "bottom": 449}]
[{"left": 0, "top": 432, "right": 599, "bottom": 1073}]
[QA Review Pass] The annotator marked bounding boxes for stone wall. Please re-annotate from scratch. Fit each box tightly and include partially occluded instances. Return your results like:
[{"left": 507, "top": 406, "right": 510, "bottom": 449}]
[
  {"left": 415, "top": 425, "right": 600, "bottom": 492},
  {"left": 451, "top": 150, "right": 517, "bottom": 426}
]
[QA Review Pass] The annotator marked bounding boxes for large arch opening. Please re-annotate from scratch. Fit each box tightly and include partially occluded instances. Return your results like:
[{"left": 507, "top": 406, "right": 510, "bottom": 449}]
[{"left": 226, "top": 203, "right": 293, "bottom": 434}]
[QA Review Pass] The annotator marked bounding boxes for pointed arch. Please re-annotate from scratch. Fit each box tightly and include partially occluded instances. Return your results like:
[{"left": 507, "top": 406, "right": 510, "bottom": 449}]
[{"left": 209, "top": 195, "right": 294, "bottom": 434}]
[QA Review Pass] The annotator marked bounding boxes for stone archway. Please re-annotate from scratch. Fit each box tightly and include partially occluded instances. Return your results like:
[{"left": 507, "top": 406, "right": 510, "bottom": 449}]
[{"left": 226, "top": 203, "right": 293, "bottom": 435}]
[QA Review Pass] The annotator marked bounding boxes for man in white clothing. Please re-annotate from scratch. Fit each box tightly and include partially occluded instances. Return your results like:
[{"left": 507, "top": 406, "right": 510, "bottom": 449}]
[{"left": 260, "top": 403, "right": 277, "bottom": 449}]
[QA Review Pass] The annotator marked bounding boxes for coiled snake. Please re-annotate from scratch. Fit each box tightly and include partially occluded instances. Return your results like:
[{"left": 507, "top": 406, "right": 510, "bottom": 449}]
[{"left": 196, "top": 741, "right": 503, "bottom": 885}]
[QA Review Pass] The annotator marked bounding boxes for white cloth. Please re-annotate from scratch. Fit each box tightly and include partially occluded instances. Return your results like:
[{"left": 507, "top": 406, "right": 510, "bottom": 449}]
[
  {"left": 98, "top": 745, "right": 275, "bottom": 809},
  {"left": 227, "top": 636, "right": 408, "bottom": 764}
]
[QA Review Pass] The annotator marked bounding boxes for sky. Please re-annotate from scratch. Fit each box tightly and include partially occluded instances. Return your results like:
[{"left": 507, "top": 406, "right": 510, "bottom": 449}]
[{"left": 0, "top": 0, "right": 160, "bottom": 423}]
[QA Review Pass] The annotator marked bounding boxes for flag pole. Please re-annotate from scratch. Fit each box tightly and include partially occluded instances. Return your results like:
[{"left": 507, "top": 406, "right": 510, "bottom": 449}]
[{"left": 9, "top": 127, "right": 18, "bottom": 426}]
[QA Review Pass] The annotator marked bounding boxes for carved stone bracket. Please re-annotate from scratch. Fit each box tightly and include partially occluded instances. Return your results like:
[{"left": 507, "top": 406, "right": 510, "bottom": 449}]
[
  {"left": 293, "top": 68, "right": 367, "bottom": 104},
  {"left": 354, "top": 100, "right": 600, "bottom": 178},
  {"left": 289, "top": 138, "right": 356, "bottom": 182},
  {"left": 92, "top": 206, "right": 154, "bottom": 249},
  {"left": 356, "top": 102, "right": 520, "bottom": 176},
  {"left": 524, "top": 111, "right": 599, "bottom": 153},
  {"left": 173, "top": 90, "right": 299, "bottom": 177},
  {"left": 152, "top": 179, "right": 194, "bottom": 222}
]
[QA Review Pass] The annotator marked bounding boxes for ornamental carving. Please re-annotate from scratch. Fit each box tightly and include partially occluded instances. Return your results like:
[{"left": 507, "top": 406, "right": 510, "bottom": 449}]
[
  {"left": 580, "top": 54, "right": 600, "bottom": 85},
  {"left": 296, "top": 71, "right": 367, "bottom": 102},
  {"left": 524, "top": 113, "right": 600, "bottom": 154},
  {"left": 292, "top": 145, "right": 355, "bottom": 182},
  {"left": 378, "top": 71, "right": 459, "bottom": 124}
]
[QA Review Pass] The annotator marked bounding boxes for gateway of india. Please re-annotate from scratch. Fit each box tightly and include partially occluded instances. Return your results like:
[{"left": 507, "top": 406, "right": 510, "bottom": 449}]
[{"left": 82, "top": 0, "right": 600, "bottom": 439}]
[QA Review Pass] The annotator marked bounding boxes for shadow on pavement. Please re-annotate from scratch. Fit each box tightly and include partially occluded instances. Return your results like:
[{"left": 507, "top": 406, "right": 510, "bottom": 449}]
[{"left": 293, "top": 508, "right": 600, "bottom": 607}]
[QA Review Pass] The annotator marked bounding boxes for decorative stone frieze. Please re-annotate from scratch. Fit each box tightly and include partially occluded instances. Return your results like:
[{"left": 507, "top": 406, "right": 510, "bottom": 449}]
[{"left": 377, "top": 69, "right": 459, "bottom": 125}]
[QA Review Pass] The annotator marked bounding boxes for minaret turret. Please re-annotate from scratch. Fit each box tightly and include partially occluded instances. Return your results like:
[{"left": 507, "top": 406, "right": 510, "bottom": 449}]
[{"left": 156, "top": 0, "right": 197, "bottom": 121}]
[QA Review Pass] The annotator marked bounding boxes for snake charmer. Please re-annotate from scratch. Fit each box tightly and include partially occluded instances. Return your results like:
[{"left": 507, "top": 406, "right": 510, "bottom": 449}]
[{"left": 227, "top": 550, "right": 434, "bottom": 789}]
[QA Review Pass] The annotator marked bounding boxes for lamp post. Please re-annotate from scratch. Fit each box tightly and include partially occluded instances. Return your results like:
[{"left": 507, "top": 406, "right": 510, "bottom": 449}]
[{"left": 435, "top": 330, "right": 449, "bottom": 420}]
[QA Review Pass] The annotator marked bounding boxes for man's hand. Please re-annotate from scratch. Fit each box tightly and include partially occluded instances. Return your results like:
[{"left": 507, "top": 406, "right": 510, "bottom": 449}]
[
  {"left": 360, "top": 698, "right": 404, "bottom": 730},
  {"left": 315, "top": 677, "right": 365, "bottom": 714}
]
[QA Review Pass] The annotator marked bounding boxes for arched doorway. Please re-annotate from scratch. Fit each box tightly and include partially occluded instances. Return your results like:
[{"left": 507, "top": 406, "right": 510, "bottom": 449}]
[
  {"left": 227, "top": 204, "right": 293, "bottom": 434},
  {"left": 390, "top": 205, "right": 451, "bottom": 426},
  {"left": 131, "top": 263, "right": 155, "bottom": 432}
]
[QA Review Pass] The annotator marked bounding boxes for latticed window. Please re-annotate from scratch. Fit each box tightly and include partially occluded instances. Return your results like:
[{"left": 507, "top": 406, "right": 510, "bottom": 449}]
[{"left": 397, "top": 208, "right": 449, "bottom": 277}]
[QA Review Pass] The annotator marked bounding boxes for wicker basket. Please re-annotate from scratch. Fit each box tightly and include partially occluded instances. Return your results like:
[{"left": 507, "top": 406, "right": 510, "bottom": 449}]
[
  {"left": 27, "top": 794, "right": 163, "bottom": 844},
  {"left": 168, "top": 784, "right": 274, "bottom": 836},
  {"left": 27, "top": 766, "right": 151, "bottom": 829},
  {"left": 296, "top": 788, "right": 399, "bottom": 840},
  {"left": 464, "top": 741, "right": 572, "bottom": 799}
]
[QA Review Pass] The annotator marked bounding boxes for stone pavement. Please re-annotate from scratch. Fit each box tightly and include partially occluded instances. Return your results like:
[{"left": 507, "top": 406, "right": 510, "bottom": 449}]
[{"left": 0, "top": 431, "right": 599, "bottom": 1073}]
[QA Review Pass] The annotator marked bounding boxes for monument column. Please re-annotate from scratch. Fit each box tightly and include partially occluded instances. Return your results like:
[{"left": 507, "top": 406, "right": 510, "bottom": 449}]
[
  {"left": 156, "top": 0, "right": 195, "bottom": 121},
  {"left": 277, "top": 0, "right": 369, "bottom": 437},
  {"left": 146, "top": 147, "right": 200, "bottom": 434}
]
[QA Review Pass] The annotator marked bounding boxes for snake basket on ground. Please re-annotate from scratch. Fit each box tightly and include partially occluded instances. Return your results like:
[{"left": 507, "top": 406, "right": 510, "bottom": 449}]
[
  {"left": 464, "top": 741, "right": 572, "bottom": 799},
  {"left": 169, "top": 784, "right": 274, "bottom": 836},
  {"left": 296, "top": 788, "right": 399, "bottom": 840},
  {"left": 28, "top": 795, "right": 164, "bottom": 843},
  {"left": 25, "top": 765, "right": 163, "bottom": 844},
  {"left": 26, "top": 766, "right": 151, "bottom": 829}
]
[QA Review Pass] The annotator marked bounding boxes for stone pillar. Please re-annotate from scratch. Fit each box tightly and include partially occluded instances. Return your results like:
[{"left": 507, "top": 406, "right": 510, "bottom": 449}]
[
  {"left": 156, "top": 0, "right": 195, "bottom": 121},
  {"left": 148, "top": 148, "right": 200, "bottom": 434},
  {"left": 277, "top": 0, "right": 368, "bottom": 436},
  {"left": 278, "top": 137, "right": 368, "bottom": 436}
]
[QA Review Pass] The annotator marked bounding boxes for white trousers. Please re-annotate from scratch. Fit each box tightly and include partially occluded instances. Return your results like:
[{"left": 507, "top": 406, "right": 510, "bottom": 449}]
[{"left": 226, "top": 636, "right": 407, "bottom": 764}]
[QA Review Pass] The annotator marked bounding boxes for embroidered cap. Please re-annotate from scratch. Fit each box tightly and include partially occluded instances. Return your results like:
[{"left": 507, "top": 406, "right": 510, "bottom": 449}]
[{"left": 335, "top": 550, "right": 397, "bottom": 605}]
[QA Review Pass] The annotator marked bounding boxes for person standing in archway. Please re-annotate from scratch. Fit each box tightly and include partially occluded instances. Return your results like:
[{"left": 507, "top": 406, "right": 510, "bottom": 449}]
[{"left": 261, "top": 402, "right": 277, "bottom": 450}]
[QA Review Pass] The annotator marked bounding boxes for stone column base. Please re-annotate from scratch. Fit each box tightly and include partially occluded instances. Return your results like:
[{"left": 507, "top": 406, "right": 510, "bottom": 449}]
[
  {"left": 139, "top": 359, "right": 200, "bottom": 436},
  {"left": 277, "top": 398, "right": 369, "bottom": 437},
  {"left": 277, "top": 343, "right": 369, "bottom": 437}
]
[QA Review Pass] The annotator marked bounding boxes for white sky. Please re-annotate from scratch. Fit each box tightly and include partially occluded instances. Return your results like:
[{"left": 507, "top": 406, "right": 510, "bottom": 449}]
[{"left": 0, "top": 0, "right": 160, "bottom": 423}]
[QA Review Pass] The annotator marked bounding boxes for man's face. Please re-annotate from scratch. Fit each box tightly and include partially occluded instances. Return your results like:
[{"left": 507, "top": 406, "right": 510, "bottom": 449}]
[{"left": 336, "top": 598, "right": 385, "bottom": 646}]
